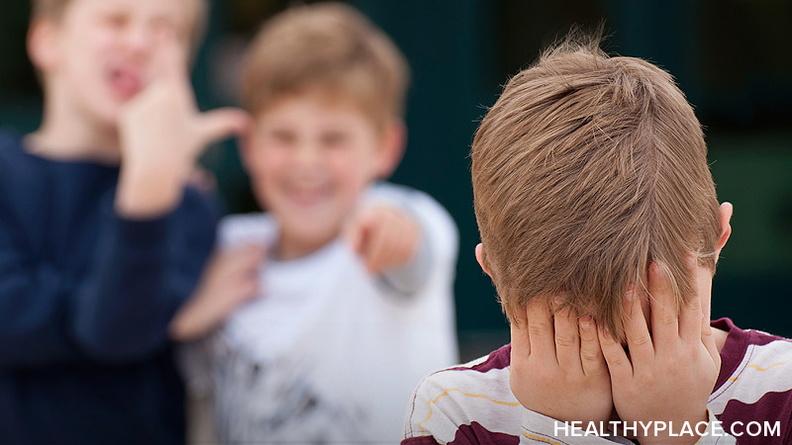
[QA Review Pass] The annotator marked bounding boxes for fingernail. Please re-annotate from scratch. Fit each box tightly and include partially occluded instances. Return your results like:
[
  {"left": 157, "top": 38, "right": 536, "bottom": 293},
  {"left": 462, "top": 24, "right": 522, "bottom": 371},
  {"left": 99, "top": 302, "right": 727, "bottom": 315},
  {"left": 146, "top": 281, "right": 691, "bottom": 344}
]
[
  {"left": 650, "top": 261, "right": 660, "bottom": 275},
  {"left": 553, "top": 295, "right": 564, "bottom": 306},
  {"left": 579, "top": 316, "right": 592, "bottom": 328}
]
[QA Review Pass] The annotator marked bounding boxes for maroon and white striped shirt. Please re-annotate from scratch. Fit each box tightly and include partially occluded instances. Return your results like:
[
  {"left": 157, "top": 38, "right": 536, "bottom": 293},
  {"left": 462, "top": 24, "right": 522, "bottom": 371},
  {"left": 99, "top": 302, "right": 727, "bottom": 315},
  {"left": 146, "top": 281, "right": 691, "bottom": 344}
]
[{"left": 402, "top": 318, "right": 792, "bottom": 444}]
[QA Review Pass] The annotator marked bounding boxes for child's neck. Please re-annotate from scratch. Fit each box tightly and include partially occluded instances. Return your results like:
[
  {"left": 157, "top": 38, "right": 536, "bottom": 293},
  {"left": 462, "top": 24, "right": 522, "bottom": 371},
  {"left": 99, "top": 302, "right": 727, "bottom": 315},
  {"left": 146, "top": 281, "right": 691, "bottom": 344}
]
[
  {"left": 275, "top": 230, "right": 339, "bottom": 261},
  {"left": 713, "top": 326, "right": 729, "bottom": 353},
  {"left": 28, "top": 93, "right": 121, "bottom": 164}
]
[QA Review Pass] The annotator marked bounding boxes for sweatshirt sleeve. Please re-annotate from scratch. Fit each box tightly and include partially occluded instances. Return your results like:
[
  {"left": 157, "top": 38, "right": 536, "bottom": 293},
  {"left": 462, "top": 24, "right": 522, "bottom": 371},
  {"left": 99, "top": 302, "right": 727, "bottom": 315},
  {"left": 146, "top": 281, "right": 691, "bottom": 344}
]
[
  {"left": 0, "top": 188, "right": 217, "bottom": 366},
  {"left": 0, "top": 216, "right": 80, "bottom": 365},
  {"left": 72, "top": 189, "right": 217, "bottom": 362}
]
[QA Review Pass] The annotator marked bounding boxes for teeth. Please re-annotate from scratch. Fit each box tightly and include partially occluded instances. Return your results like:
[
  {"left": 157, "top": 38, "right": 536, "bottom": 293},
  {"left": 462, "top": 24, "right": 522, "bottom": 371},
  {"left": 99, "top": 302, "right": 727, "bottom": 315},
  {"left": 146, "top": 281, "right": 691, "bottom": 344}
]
[{"left": 284, "top": 185, "right": 328, "bottom": 206}]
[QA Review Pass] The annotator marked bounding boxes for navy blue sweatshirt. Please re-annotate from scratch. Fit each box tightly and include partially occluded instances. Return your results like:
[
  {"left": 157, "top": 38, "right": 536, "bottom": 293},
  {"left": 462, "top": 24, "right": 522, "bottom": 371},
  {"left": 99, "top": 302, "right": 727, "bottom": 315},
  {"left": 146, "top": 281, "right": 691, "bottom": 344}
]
[{"left": 0, "top": 130, "right": 217, "bottom": 444}]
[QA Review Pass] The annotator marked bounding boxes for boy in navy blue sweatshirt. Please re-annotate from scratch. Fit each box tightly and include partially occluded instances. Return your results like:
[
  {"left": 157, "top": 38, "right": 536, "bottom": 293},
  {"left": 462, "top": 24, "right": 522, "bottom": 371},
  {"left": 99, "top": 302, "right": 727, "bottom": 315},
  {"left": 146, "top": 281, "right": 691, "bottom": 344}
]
[{"left": 0, "top": 0, "right": 251, "bottom": 443}]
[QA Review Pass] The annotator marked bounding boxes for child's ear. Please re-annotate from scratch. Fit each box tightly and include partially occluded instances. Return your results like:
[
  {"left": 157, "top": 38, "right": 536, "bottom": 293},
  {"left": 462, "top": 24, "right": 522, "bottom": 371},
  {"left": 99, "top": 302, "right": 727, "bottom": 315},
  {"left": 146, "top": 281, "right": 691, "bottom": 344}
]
[
  {"left": 375, "top": 119, "right": 406, "bottom": 178},
  {"left": 715, "top": 202, "right": 733, "bottom": 262},
  {"left": 27, "top": 19, "right": 60, "bottom": 73},
  {"left": 475, "top": 243, "right": 492, "bottom": 277}
]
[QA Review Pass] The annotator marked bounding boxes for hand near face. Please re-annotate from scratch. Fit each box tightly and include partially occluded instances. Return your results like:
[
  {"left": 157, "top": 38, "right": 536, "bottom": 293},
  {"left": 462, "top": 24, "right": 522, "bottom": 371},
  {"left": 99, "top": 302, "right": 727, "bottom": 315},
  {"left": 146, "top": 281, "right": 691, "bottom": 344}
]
[
  {"left": 116, "top": 31, "right": 250, "bottom": 217},
  {"left": 598, "top": 259, "right": 721, "bottom": 445},
  {"left": 510, "top": 297, "right": 613, "bottom": 428},
  {"left": 344, "top": 205, "right": 421, "bottom": 274}
]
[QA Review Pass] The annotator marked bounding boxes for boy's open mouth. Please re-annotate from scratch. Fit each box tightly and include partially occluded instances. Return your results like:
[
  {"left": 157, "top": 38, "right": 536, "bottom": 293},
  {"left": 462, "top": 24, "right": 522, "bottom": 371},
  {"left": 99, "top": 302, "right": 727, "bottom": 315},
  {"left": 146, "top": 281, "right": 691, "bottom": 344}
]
[
  {"left": 283, "top": 184, "right": 332, "bottom": 207},
  {"left": 107, "top": 67, "right": 144, "bottom": 100}
]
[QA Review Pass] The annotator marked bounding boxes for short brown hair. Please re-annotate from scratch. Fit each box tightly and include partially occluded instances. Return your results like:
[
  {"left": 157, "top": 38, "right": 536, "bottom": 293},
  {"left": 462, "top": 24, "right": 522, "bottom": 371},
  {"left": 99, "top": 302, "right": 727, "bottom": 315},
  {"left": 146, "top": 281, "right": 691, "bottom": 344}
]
[
  {"left": 30, "top": 0, "right": 69, "bottom": 19},
  {"left": 471, "top": 37, "right": 721, "bottom": 337},
  {"left": 241, "top": 3, "right": 409, "bottom": 127},
  {"left": 30, "top": 0, "right": 209, "bottom": 48}
]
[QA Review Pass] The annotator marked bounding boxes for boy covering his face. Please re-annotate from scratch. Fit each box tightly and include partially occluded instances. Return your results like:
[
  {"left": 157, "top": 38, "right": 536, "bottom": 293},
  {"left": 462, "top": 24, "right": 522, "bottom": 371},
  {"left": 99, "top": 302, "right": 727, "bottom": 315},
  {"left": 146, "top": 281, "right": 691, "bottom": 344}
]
[{"left": 402, "top": 37, "right": 791, "bottom": 445}]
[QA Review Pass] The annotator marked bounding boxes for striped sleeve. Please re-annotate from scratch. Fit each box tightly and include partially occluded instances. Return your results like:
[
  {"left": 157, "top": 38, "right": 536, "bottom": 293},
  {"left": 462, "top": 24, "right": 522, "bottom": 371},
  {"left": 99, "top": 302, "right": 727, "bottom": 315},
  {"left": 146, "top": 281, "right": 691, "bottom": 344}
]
[{"left": 708, "top": 319, "right": 792, "bottom": 444}]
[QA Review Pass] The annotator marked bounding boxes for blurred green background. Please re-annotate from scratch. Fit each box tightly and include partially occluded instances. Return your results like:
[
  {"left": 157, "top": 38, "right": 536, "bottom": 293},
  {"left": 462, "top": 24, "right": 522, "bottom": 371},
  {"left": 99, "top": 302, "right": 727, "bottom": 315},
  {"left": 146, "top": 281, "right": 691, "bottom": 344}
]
[{"left": 1, "top": 0, "right": 790, "bottom": 359}]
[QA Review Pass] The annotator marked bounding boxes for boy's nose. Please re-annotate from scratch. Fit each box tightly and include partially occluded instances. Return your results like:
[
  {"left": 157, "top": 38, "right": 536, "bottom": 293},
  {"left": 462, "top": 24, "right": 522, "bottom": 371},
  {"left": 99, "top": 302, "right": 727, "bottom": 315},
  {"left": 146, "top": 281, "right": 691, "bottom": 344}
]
[
  {"left": 294, "top": 144, "right": 322, "bottom": 166},
  {"left": 123, "top": 23, "right": 157, "bottom": 57}
]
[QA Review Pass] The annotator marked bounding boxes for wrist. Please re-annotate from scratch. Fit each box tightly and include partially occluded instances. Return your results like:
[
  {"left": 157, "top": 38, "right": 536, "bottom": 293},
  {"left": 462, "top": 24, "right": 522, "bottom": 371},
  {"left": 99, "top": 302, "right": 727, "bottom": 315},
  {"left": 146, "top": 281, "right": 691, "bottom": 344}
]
[
  {"left": 170, "top": 295, "right": 225, "bottom": 341},
  {"left": 638, "top": 413, "right": 711, "bottom": 445},
  {"left": 116, "top": 160, "right": 185, "bottom": 218},
  {"left": 640, "top": 437, "right": 699, "bottom": 445}
]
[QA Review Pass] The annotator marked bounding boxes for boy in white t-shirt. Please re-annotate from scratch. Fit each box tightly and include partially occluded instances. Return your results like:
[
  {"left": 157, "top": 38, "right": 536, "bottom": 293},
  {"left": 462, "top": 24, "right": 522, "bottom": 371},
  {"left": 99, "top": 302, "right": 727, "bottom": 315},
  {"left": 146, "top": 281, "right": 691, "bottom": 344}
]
[{"left": 170, "top": 3, "right": 459, "bottom": 443}]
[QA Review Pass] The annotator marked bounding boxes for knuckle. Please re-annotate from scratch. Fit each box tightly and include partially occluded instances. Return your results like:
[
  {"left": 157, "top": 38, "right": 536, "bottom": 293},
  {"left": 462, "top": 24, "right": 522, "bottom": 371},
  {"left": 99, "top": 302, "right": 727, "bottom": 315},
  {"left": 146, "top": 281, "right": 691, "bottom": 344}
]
[
  {"left": 555, "top": 334, "right": 578, "bottom": 348},
  {"left": 685, "top": 295, "right": 702, "bottom": 309},
  {"left": 630, "top": 333, "right": 652, "bottom": 347},
  {"left": 660, "top": 313, "right": 677, "bottom": 326},
  {"left": 609, "top": 356, "right": 626, "bottom": 368},
  {"left": 528, "top": 323, "right": 550, "bottom": 338},
  {"left": 580, "top": 348, "right": 601, "bottom": 362},
  {"left": 580, "top": 330, "right": 597, "bottom": 344}
]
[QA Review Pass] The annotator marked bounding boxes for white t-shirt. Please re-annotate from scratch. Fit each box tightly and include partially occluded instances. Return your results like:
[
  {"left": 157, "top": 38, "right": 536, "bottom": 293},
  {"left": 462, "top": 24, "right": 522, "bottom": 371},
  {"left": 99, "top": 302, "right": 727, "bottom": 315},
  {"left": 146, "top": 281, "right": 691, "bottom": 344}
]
[{"left": 204, "top": 183, "right": 459, "bottom": 444}]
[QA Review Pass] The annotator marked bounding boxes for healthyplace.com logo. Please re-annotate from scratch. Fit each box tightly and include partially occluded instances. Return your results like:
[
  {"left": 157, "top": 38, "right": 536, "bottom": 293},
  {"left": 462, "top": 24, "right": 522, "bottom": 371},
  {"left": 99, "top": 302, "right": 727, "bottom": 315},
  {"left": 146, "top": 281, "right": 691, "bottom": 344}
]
[{"left": 554, "top": 420, "right": 782, "bottom": 438}]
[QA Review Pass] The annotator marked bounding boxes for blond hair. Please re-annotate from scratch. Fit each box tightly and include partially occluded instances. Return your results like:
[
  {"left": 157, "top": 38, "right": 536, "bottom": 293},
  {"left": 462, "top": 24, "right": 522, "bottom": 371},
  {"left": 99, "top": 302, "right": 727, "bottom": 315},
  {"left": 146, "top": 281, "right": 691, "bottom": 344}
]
[
  {"left": 241, "top": 3, "right": 409, "bottom": 128},
  {"left": 30, "top": 0, "right": 208, "bottom": 48},
  {"left": 471, "top": 37, "right": 721, "bottom": 337}
]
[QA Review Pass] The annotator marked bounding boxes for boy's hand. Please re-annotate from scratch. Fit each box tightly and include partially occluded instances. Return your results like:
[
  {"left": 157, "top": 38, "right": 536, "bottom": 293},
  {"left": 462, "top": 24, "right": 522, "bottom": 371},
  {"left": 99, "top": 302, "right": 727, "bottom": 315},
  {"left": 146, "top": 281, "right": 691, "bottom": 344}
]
[
  {"left": 170, "top": 245, "right": 265, "bottom": 341},
  {"left": 598, "top": 259, "right": 721, "bottom": 445},
  {"left": 116, "top": 32, "right": 250, "bottom": 218},
  {"left": 510, "top": 297, "right": 613, "bottom": 428},
  {"left": 345, "top": 205, "right": 420, "bottom": 274}
]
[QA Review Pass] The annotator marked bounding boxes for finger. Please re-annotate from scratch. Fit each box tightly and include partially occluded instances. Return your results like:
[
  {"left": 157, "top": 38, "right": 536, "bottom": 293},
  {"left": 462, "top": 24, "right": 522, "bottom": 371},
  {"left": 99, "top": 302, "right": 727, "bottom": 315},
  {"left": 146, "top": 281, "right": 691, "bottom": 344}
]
[
  {"left": 397, "top": 213, "right": 420, "bottom": 263},
  {"left": 345, "top": 209, "right": 376, "bottom": 255},
  {"left": 225, "top": 263, "right": 259, "bottom": 286},
  {"left": 253, "top": 243, "right": 268, "bottom": 259},
  {"left": 195, "top": 108, "right": 252, "bottom": 148},
  {"left": 343, "top": 217, "right": 365, "bottom": 255},
  {"left": 188, "top": 167, "right": 217, "bottom": 192},
  {"left": 228, "top": 244, "right": 266, "bottom": 262},
  {"left": 229, "top": 276, "right": 260, "bottom": 305},
  {"left": 597, "top": 323, "right": 632, "bottom": 380},
  {"left": 623, "top": 288, "right": 654, "bottom": 365},
  {"left": 151, "top": 30, "right": 188, "bottom": 83},
  {"left": 212, "top": 250, "right": 242, "bottom": 276},
  {"left": 553, "top": 300, "right": 582, "bottom": 372},
  {"left": 510, "top": 307, "right": 531, "bottom": 358},
  {"left": 376, "top": 211, "right": 402, "bottom": 270},
  {"left": 679, "top": 256, "right": 704, "bottom": 341},
  {"left": 232, "top": 248, "right": 265, "bottom": 294},
  {"left": 649, "top": 261, "right": 679, "bottom": 348},
  {"left": 237, "top": 275, "right": 260, "bottom": 297},
  {"left": 223, "top": 245, "right": 265, "bottom": 275},
  {"left": 526, "top": 297, "right": 556, "bottom": 363},
  {"left": 202, "top": 253, "right": 226, "bottom": 281},
  {"left": 579, "top": 316, "right": 607, "bottom": 377},
  {"left": 363, "top": 218, "right": 389, "bottom": 273}
]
